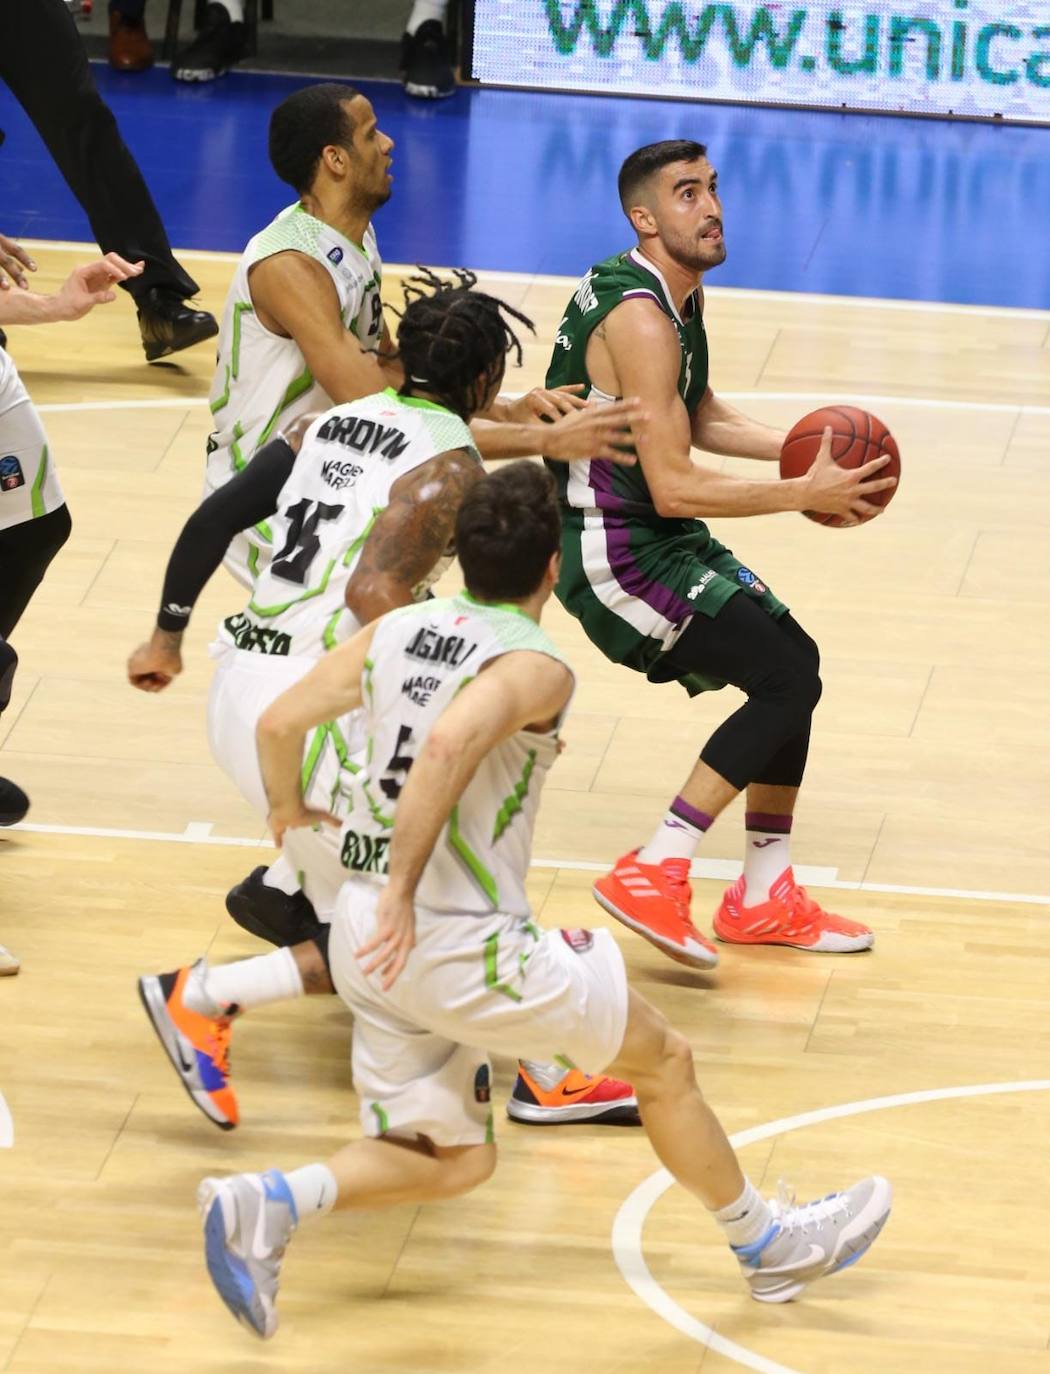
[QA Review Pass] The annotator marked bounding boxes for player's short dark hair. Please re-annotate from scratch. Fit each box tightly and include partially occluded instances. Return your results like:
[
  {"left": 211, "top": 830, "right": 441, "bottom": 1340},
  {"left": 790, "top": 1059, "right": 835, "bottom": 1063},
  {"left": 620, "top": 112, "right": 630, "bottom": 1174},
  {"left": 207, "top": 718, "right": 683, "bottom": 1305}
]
[
  {"left": 269, "top": 83, "right": 361, "bottom": 194},
  {"left": 456, "top": 462, "right": 561, "bottom": 603},
  {"left": 396, "top": 268, "right": 535, "bottom": 422},
  {"left": 618, "top": 139, "right": 708, "bottom": 211}
]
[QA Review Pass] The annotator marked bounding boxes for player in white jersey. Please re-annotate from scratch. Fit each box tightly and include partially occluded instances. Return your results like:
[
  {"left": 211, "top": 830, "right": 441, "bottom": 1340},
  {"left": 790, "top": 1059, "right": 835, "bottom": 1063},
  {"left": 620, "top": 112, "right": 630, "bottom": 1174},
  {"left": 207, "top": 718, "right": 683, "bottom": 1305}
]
[
  {"left": 0, "top": 249, "right": 143, "bottom": 975},
  {"left": 206, "top": 83, "right": 653, "bottom": 586},
  {"left": 159, "top": 464, "right": 891, "bottom": 1339},
  {"left": 132, "top": 280, "right": 641, "bottom": 1124}
]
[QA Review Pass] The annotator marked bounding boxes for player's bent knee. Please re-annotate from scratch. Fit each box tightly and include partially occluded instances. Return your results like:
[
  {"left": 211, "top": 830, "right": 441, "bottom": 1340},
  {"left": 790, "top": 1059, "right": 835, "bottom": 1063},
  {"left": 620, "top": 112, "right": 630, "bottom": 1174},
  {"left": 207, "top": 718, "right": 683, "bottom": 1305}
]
[{"left": 433, "top": 1142, "right": 497, "bottom": 1196}]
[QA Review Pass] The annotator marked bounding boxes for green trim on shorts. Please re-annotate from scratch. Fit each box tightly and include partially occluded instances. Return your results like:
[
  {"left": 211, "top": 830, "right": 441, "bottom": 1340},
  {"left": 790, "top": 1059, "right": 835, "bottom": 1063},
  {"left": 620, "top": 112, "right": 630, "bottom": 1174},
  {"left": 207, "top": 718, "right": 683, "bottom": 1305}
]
[
  {"left": 30, "top": 446, "right": 48, "bottom": 519},
  {"left": 483, "top": 931, "right": 523, "bottom": 1003},
  {"left": 370, "top": 1102, "right": 389, "bottom": 1134}
]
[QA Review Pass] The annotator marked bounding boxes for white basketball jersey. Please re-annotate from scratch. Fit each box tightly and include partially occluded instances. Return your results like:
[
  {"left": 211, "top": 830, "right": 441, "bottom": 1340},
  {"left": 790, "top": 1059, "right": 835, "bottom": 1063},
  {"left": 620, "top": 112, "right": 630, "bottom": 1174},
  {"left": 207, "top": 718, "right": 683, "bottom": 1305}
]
[
  {"left": 0, "top": 349, "right": 65, "bottom": 532},
  {"left": 338, "top": 594, "right": 573, "bottom": 917},
  {"left": 204, "top": 203, "right": 384, "bottom": 521},
  {"left": 217, "top": 390, "right": 479, "bottom": 659}
]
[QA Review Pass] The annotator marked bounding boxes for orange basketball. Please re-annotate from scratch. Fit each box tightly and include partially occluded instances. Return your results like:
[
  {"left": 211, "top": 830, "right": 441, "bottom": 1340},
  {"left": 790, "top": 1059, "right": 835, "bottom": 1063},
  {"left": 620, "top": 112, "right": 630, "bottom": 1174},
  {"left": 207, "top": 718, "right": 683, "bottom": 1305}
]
[{"left": 780, "top": 405, "right": 901, "bottom": 527}]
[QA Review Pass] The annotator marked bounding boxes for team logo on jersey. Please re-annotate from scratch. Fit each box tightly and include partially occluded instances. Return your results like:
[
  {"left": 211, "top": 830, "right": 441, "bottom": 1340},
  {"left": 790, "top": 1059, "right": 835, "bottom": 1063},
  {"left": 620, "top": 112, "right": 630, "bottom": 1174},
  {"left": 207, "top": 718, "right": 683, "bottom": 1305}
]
[
  {"left": 473, "top": 1064, "right": 491, "bottom": 1105},
  {"left": 687, "top": 569, "right": 717, "bottom": 600},
  {"left": 560, "top": 928, "right": 595, "bottom": 954},
  {"left": 401, "top": 673, "right": 441, "bottom": 707},
  {"left": 327, "top": 246, "right": 344, "bottom": 265},
  {"left": 320, "top": 457, "right": 364, "bottom": 490},
  {"left": 0, "top": 456, "right": 25, "bottom": 491},
  {"left": 736, "top": 567, "right": 767, "bottom": 595}
]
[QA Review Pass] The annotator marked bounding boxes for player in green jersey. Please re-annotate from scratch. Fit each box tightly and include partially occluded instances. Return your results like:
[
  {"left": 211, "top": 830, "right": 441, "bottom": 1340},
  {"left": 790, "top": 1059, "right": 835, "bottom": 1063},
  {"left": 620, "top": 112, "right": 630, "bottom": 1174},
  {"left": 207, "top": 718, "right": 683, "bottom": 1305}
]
[{"left": 546, "top": 139, "right": 897, "bottom": 968}]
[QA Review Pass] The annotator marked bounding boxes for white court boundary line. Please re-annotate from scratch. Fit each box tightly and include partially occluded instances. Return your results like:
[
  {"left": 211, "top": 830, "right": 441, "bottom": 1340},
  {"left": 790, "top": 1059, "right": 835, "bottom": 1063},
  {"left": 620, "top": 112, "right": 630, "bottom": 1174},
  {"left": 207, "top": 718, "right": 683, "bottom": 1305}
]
[
  {"left": 19, "top": 243, "right": 1050, "bottom": 321},
  {"left": 35, "top": 392, "right": 1050, "bottom": 418},
  {"left": 612, "top": 1079, "right": 1050, "bottom": 1374},
  {"left": 0, "top": 1090, "right": 11, "bottom": 1148},
  {"left": 6, "top": 819, "right": 1050, "bottom": 908}
]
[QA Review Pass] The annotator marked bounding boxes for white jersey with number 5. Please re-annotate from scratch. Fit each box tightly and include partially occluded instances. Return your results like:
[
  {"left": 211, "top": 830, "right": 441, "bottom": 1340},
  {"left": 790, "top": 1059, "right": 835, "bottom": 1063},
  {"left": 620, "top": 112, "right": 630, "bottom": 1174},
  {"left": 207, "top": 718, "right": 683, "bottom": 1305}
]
[
  {"left": 205, "top": 203, "right": 384, "bottom": 582},
  {"left": 338, "top": 594, "right": 573, "bottom": 917},
  {"left": 217, "top": 389, "right": 479, "bottom": 660}
]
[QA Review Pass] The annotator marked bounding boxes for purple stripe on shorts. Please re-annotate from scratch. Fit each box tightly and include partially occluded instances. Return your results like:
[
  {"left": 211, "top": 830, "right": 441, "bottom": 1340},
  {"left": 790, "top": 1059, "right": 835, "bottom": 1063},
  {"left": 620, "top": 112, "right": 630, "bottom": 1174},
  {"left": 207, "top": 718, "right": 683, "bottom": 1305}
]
[
  {"left": 745, "top": 811, "right": 793, "bottom": 834},
  {"left": 603, "top": 516, "right": 695, "bottom": 624},
  {"left": 670, "top": 796, "right": 714, "bottom": 832}
]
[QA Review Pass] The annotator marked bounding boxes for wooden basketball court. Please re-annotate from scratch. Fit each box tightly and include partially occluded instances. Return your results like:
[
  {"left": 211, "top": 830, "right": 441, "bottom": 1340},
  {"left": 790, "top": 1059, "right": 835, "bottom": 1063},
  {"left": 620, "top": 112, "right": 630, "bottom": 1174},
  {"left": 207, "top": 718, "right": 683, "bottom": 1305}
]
[{"left": 1, "top": 243, "right": 1048, "bottom": 1374}]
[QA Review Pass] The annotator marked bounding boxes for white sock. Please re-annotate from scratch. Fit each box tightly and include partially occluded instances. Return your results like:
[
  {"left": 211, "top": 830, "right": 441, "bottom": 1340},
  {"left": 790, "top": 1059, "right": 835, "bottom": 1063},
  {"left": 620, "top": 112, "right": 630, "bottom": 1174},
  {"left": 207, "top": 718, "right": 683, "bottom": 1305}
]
[
  {"left": 262, "top": 854, "right": 300, "bottom": 896},
  {"left": 520, "top": 1059, "right": 569, "bottom": 1090},
  {"left": 406, "top": 0, "right": 448, "bottom": 33},
  {"left": 638, "top": 797, "right": 713, "bottom": 866},
  {"left": 284, "top": 1163, "right": 338, "bottom": 1222},
  {"left": 190, "top": 948, "right": 303, "bottom": 1015},
  {"left": 742, "top": 823, "right": 793, "bottom": 903},
  {"left": 712, "top": 1179, "right": 775, "bottom": 1250}
]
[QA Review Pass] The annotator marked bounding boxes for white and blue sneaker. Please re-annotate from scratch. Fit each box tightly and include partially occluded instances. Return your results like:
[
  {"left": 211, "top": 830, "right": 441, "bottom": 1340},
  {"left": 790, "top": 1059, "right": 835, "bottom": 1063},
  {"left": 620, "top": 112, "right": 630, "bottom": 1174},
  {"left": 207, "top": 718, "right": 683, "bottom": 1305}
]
[
  {"left": 198, "top": 1169, "right": 298, "bottom": 1338},
  {"left": 733, "top": 1175, "right": 892, "bottom": 1303}
]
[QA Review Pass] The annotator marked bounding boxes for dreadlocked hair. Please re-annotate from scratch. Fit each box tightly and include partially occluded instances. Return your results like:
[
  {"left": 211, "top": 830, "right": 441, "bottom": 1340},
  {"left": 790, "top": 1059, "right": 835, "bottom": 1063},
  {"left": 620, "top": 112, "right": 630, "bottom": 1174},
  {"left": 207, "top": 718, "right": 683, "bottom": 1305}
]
[{"left": 392, "top": 267, "right": 536, "bottom": 420}]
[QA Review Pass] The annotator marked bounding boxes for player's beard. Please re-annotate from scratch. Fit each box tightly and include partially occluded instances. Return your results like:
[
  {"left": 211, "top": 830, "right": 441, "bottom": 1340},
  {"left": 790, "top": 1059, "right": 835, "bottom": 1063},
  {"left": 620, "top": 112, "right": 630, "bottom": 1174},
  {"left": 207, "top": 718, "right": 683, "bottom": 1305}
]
[{"left": 668, "top": 226, "right": 727, "bottom": 273}]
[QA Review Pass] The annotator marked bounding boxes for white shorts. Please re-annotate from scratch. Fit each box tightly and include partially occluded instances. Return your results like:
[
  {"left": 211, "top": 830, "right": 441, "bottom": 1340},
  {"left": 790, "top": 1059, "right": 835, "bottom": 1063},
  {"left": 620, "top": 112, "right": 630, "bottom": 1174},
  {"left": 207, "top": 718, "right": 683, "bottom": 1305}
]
[
  {"left": 206, "top": 642, "right": 364, "bottom": 918},
  {"left": 328, "top": 881, "right": 630, "bottom": 1147},
  {"left": 0, "top": 350, "right": 65, "bottom": 533}
]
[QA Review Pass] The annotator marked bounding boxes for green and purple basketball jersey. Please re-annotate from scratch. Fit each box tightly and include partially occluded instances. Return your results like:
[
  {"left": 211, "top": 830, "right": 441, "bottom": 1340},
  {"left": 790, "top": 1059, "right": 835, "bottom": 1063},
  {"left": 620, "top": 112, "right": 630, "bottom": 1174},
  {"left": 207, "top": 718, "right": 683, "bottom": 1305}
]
[{"left": 545, "top": 247, "right": 786, "bottom": 695}]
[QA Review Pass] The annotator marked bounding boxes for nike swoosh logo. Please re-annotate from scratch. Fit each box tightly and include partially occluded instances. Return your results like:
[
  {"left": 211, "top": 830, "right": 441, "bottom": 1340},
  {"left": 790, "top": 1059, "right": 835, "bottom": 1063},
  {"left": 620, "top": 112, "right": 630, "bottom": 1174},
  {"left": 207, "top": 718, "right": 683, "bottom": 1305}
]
[
  {"left": 762, "top": 1243, "right": 826, "bottom": 1273},
  {"left": 175, "top": 1040, "right": 195, "bottom": 1075},
  {"left": 557, "top": 1085, "right": 597, "bottom": 1101}
]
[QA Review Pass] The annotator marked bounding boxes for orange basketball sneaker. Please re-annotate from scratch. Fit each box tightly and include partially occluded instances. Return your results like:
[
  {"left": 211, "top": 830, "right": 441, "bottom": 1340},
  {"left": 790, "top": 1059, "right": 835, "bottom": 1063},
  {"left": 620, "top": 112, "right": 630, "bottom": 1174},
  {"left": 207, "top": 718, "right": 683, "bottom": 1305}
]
[
  {"left": 713, "top": 871, "right": 873, "bottom": 952},
  {"left": 138, "top": 959, "right": 239, "bottom": 1128},
  {"left": 507, "top": 1063, "right": 641, "bottom": 1125},
  {"left": 593, "top": 849, "right": 719, "bottom": 969}
]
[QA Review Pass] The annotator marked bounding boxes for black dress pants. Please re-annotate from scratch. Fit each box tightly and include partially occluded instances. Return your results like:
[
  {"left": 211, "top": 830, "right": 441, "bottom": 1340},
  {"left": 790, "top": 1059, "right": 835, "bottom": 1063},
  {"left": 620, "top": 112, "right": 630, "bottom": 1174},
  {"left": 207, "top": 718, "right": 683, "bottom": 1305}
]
[{"left": 0, "top": 0, "right": 198, "bottom": 302}]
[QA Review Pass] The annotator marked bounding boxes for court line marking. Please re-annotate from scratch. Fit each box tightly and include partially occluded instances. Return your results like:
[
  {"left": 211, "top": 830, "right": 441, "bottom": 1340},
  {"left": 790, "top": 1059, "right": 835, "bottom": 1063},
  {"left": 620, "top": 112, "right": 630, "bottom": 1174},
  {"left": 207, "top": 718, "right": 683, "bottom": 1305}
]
[
  {"left": 19, "top": 243, "right": 1050, "bottom": 320},
  {"left": 34, "top": 393, "right": 1050, "bottom": 419},
  {"left": 611, "top": 1078, "right": 1050, "bottom": 1374},
  {"left": 0, "top": 1090, "right": 12, "bottom": 1148},
  {"left": 6, "top": 820, "right": 1050, "bottom": 908}
]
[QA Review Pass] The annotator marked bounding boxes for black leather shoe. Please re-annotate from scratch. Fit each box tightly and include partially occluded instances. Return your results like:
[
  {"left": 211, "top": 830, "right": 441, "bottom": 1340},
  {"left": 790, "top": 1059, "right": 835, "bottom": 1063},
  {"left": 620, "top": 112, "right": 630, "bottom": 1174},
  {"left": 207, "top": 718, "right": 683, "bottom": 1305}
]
[
  {"left": 137, "top": 287, "right": 218, "bottom": 362},
  {"left": 225, "top": 865, "right": 324, "bottom": 947},
  {"left": 0, "top": 777, "right": 29, "bottom": 827},
  {"left": 401, "top": 20, "right": 456, "bottom": 99}
]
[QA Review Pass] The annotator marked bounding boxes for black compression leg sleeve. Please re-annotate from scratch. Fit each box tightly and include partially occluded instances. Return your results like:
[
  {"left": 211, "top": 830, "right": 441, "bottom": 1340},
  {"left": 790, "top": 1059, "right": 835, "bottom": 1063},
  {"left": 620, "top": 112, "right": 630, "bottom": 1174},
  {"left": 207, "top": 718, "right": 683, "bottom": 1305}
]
[
  {"left": 0, "top": 504, "right": 72, "bottom": 641},
  {"left": 750, "top": 614, "right": 821, "bottom": 788},
  {"left": 661, "top": 596, "right": 822, "bottom": 792}
]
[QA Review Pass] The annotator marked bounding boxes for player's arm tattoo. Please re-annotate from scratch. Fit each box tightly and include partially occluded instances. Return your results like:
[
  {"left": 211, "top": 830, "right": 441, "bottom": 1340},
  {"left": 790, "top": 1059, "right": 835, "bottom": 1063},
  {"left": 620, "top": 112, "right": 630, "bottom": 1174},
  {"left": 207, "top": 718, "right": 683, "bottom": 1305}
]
[{"left": 346, "top": 449, "right": 482, "bottom": 616}]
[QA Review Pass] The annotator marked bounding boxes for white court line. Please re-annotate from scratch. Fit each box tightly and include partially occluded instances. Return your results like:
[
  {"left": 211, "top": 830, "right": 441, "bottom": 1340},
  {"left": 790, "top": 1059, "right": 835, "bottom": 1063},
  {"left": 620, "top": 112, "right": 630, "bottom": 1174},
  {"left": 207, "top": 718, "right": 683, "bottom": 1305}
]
[
  {"left": 0, "top": 1091, "right": 11, "bottom": 1149},
  {"left": 612, "top": 1078, "right": 1050, "bottom": 1374},
  {"left": 7, "top": 820, "right": 1050, "bottom": 907},
  {"left": 19, "top": 242, "right": 1050, "bottom": 320},
  {"left": 36, "top": 393, "right": 1050, "bottom": 418}
]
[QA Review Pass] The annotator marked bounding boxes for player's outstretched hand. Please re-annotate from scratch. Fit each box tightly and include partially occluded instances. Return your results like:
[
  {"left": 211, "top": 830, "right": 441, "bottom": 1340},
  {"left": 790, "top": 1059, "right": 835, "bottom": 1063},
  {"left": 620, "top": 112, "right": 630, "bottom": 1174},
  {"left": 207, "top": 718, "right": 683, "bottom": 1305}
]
[
  {"left": 55, "top": 254, "right": 145, "bottom": 321},
  {"left": 357, "top": 887, "right": 416, "bottom": 991},
  {"left": 267, "top": 804, "right": 341, "bottom": 849},
  {"left": 542, "top": 397, "right": 645, "bottom": 465},
  {"left": 507, "top": 384, "right": 589, "bottom": 423},
  {"left": 127, "top": 630, "right": 184, "bottom": 693},
  {"left": 0, "top": 234, "right": 36, "bottom": 291},
  {"left": 803, "top": 426, "right": 898, "bottom": 523}
]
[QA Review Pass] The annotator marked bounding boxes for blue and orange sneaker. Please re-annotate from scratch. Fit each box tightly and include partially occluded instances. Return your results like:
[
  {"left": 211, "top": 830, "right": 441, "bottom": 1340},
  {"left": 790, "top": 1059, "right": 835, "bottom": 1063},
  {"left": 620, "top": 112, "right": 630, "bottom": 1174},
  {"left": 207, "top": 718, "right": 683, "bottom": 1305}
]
[
  {"left": 138, "top": 959, "right": 238, "bottom": 1129},
  {"left": 507, "top": 1061, "right": 641, "bottom": 1125}
]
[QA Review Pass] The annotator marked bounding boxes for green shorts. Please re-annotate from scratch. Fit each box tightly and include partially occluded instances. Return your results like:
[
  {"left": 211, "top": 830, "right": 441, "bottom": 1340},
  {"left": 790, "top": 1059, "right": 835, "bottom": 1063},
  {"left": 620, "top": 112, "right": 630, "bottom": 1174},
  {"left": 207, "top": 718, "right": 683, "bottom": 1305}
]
[{"left": 557, "top": 515, "right": 788, "bottom": 696}]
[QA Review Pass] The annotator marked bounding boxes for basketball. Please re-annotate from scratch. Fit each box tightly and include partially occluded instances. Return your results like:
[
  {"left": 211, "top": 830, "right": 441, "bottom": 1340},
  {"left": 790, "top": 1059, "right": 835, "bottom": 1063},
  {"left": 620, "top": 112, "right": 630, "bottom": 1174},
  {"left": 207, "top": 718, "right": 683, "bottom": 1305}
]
[{"left": 780, "top": 405, "right": 901, "bottom": 527}]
